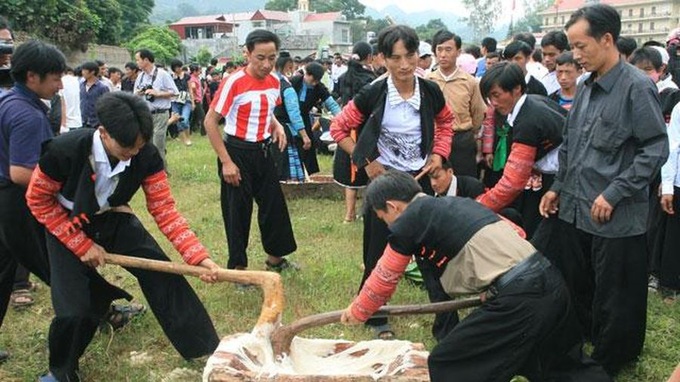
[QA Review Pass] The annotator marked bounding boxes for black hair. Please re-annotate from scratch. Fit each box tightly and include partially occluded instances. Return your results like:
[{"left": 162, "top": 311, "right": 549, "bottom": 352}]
[
  {"left": 503, "top": 40, "right": 532, "bottom": 60},
  {"left": 245, "top": 29, "right": 280, "bottom": 52},
  {"left": 541, "top": 31, "right": 569, "bottom": 51},
  {"left": 189, "top": 64, "right": 200, "bottom": 73},
  {"left": 479, "top": 62, "right": 526, "bottom": 100},
  {"left": 629, "top": 47, "right": 663, "bottom": 70},
  {"left": 10, "top": 40, "right": 66, "bottom": 84},
  {"left": 642, "top": 40, "right": 665, "bottom": 48},
  {"left": 135, "top": 48, "right": 155, "bottom": 63},
  {"left": 486, "top": 51, "right": 500, "bottom": 60},
  {"left": 95, "top": 59, "right": 105, "bottom": 67},
  {"left": 432, "top": 29, "right": 462, "bottom": 51},
  {"left": 108, "top": 67, "right": 122, "bottom": 76},
  {"left": 532, "top": 48, "right": 543, "bottom": 63},
  {"left": 352, "top": 41, "right": 373, "bottom": 61},
  {"left": 96, "top": 92, "right": 153, "bottom": 147},
  {"left": 377, "top": 25, "right": 419, "bottom": 57},
  {"left": 513, "top": 32, "right": 536, "bottom": 50},
  {"left": 616, "top": 36, "right": 637, "bottom": 57},
  {"left": 276, "top": 56, "right": 293, "bottom": 72},
  {"left": 441, "top": 159, "right": 453, "bottom": 170},
  {"left": 279, "top": 51, "right": 291, "bottom": 58},
  {"left": 210, "top": 58, "right": 218, "bottom": 66},
  {"left": 364, "top": 170, "right": 422, "bottom": 213},
  {"left": 481, "top": 37, "right": 497, "bottom": 52},
  {"left": 555, "top": 51, "right": 581, "bottom": 70},
  {"left": 465, "top": 45, "right": 481, "bottom": 59},
  {"left": 305, "top": 62, "right": 325, "bottom": 82},
  {"left": 170, "top": 59, "right": 183, "bottom": 71},
  {"left": 124, "top": 62, "right": 139, "bottom": 71},
  {"left": 80, "top": 61, "right": 100, "bottom": 76},
  {"left": 565, "top": 4, "right": 621, "bottom": 42},
  {"left": 0, "top": 15, "right": 14, "bottom": 39},
  {"left": 74, "top": 65, "right": 82, "bottom": 77},
  {"left": 225, "top": 61, "right": 235, "bottom": 69}
]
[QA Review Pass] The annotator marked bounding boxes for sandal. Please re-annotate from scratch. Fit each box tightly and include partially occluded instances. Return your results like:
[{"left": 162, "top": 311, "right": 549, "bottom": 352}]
[
  {"left": 100, "top": 302, "right": 146, "bottom": 331},
  {"left": 10, "top": 289, "right": 34, "bottom": 308},
  {"left": 371, "top": 324, "right": 396, "bottom": 340},
  {"left": 265, "top": 258, "right": 300, "bottom": 273}
]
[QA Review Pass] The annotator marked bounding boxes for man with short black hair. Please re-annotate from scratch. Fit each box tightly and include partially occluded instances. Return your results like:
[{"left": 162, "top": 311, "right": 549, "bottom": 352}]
[
  {"left": 27, "top": 92, "right": 221, "bottom": 382},
  {"left": 539, "top": 4, "right": 669, "bottom": 375},
  {"left": 331, "top": 24, "right": 454, "bottom": 340},
  {"left": 476, "top": 36, "right": 497, "bottom": 78},
  {"left": 342, "top": 170, "right": 612, "bottom": 382},
  {"left": 503, "top": 41, "right": 548, "bottom": 96},
  {"left": 616, "top": 36, "right": 637, "bottom": 61},
  {"left": 79, "top": 61, "right": 109, "bottom": 129},
  {"left": 121, "top": 62, "right": 139, "bottom": 92},
  {"left": 428, "top": 29, "right": 486, "bottom": 178},
  {"left": 549, "top": 51, "right": 581, "bottom": 111},
  {"left": 0, "top": 38, "right": 65, "bottom": 366},
  {"left": 540, "top": 31, "right": 570, "bottom": 94},
  {"left": 133, "top": 48, "right": 178, "bottom": 169},
  {"left": 291, "top": 61, "right": 341, "bottom": 175},
  {"left": 204, "top": 29, "right": 299, "bottom": 275}
]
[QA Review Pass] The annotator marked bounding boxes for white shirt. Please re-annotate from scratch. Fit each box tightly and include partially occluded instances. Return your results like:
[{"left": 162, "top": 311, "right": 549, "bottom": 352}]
[
  {"left": 658, "top": 75, "right": 679, "bottom": 92},
  {"left": 57, "top": 130, "right": 131, "bottom": 212},
  {"left": 506, "top": 94, "right": 527, "bottom": 128},
  {"left": 377, "top": 76, "right": 426, "bottom": 172},
  {"left": 661, "top": 103, "right": 680, "bottom": 194},
  {"left": 60, "top": 74, "right": 82, "bottom": 129},
  {"left": 507, "top": 93, "right": 559, "bottom": 174},
  {"left": 526, "top": 61, "right": 548, "bottom": 80},
  {"left": 541, "top": 71, "right": 560, "bottom": 95}
]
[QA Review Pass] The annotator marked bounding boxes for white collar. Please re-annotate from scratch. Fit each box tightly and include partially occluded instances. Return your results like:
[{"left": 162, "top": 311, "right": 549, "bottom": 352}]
[
  {"left": 93, "top": 130, "right": 131, "bottom": 177},
  {"left": 387, "top": 75, "right": 421, "bottom": 110},
  {"left": 525, "top": 73, "right": 532, "bottom": 84},
  {"left": 437, "top": 67, "right": 460, "bottom": 82},
  {"left": 506, "top": 94, "right": 528, "bottom": 127},
  {"left": 445, "top": 175, "right": 458, "bottom": 197}
]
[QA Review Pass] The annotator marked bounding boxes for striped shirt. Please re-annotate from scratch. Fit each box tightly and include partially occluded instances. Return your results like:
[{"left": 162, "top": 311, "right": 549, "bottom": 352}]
[{"left": 210, "top": 69, "right": 281, "bottom": 142}]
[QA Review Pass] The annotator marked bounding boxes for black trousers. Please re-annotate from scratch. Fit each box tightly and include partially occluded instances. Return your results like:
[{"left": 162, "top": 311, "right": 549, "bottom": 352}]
[
  {"left": 448, "top": 129, "right": 478, "bottom": 178},
  {"left": 429, "top": 263, "right": 611, "bottom": 382},
  {"left": 219, "top": 140, "right": 297, "bottom": 269},
  {"left": 648, "top": 186, "right": 680, "bottom": 290},
  {"left": 0, "top": 183, "right": 51, "bottom": 329},
  {"left": 539, "top": 218, "right": 647, "bottom": 375},
  {"left": 360, "top": 175, "right": 458, "bottom": 338},
  {"left": 46, "top": 212, "right": 219, "bottom": 381}
]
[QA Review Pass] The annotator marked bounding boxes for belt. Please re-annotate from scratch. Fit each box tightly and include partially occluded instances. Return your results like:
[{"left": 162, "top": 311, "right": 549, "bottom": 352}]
[
  {"left": 486, "top": 252, "right": 550, "bottom": 300},
  {"left": 224, "top": 135, "right": 272, "bottom": 151},
  {"left": 151, "top": 109, "right": 169, "bottom": 114}
]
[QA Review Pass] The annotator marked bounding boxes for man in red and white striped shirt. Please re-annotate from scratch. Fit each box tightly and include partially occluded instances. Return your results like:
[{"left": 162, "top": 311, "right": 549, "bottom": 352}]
[{"left": 204, "top": 30, "right": 298, "bottom": 274}]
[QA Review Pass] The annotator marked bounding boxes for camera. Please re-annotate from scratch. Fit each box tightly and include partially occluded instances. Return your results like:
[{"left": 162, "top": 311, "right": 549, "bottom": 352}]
[
  {"left": 139, "top": 84, "right": 155, "bottom": 102},
  {"left": 0, "top": 42, "right": 11, "bottom": 55}
]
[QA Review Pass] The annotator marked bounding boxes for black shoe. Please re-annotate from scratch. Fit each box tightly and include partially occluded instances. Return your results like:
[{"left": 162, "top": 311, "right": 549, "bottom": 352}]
[
  {"left": 265, "top": 258, "right": 300, "bottom": 273},
  {"left": 0, "top": 349, "right": 8, "bottom": 363}
]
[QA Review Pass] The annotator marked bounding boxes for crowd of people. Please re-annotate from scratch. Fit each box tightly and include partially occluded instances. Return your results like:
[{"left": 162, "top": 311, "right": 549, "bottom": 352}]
[{"left": 1, "top": 2, "right": 680, "bottom": 381}]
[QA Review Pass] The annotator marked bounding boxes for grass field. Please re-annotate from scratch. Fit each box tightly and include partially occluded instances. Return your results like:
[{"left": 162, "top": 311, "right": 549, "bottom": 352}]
[{"left": 1, "top": 135, "right": 679, "bottom": 381}]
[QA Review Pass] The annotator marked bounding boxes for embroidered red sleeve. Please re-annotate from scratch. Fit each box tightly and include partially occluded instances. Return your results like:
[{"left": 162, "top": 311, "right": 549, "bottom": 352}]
[
  {"left": 142, "top": 171, "right": 209, "bottom": 265},
  {"left": 477, "top": 142, "right": 537, "bottom": 212},
  {"left": 432, "top": 104, "right": 454, "bottom": 160},
  {"left": 482, "top": 105, "right": 496, "bottom": 154},
  {"left": 26, "top": 165, "right": 94, "bottom": 257},
  {"left": 330, "top": 100, "right": 365, "bottom": 144},
  {"left": 350, "top": 244, "right": 411, "bottom": 322}
]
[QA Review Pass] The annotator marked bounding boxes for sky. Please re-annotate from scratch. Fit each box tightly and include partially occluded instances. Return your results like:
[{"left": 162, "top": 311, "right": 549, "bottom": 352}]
[{"left": 358, "top": 0, "right": 525, "bottom": 21}]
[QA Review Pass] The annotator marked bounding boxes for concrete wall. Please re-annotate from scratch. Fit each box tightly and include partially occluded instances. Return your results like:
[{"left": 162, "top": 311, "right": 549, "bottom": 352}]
[
  {"left": 64, "top": 44, "right": 132, "bottom": 70},
  {"left": 181, "top": 36, "right": 240, "bottom": 61}
]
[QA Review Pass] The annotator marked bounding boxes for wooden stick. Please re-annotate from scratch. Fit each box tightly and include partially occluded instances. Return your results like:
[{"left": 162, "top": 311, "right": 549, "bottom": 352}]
[
  {"left": 104, "top": 253, "right": 285, "bottom": 330},
  {"left": 271, "top": 297, "right": 482, "bottom": 357}
]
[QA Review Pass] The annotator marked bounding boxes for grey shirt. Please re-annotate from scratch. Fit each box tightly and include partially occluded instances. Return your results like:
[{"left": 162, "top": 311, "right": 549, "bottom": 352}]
[
  {"left": 552, "top": 59, "right": 668, "bottom": 238},
  {"left": 133, "top": 67, "right": 178, "bottom": 112}
]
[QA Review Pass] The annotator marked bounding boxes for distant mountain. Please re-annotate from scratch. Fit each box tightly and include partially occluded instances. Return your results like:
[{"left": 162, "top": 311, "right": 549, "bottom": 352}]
[
  {"left": 151, "top": 0, "right": 267, "bottom": 24},
  {"left": 364, "top": 5, "right": 509, "bottom": 43}
]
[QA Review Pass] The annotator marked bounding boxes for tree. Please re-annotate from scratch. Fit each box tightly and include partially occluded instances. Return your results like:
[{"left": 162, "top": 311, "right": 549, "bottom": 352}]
[
  {"left": 195, "top": 47, "right": 213, "bottom": 67},
  {"left": 514, "top": 0, "right": 553, "bottom": 34},
  {"left": 267, "top": 0, "right": 365, "bottom": 19},
  {"left": 462, "top": 0, "right": 502, "bottom": 42},
  {"left": 119, "top": 0, "right": 154, "bottom": 41},
  {"left": 86, "top": 0, "right": 123, "bottom": 45},
  {"left": 127, "top": 26, "right": 182, "bottom": 65},
  {"left": 415, "top": 19, "right": 448, "bottom": 42}
]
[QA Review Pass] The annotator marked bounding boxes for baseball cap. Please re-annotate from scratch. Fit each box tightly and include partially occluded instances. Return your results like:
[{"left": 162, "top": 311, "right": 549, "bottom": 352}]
[
  {"left": 419, "top": 41, "right": 432, "bottom": 58},
  {"left": 651, "top": 46, "right": 670, "bottom": 65}
]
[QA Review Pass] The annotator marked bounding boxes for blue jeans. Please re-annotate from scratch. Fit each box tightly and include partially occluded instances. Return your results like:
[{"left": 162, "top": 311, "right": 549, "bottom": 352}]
[{"left": 171, "top": 102, "right": 192, "bottom": 132}]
